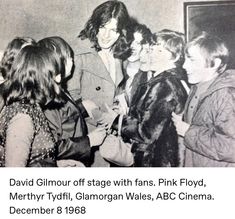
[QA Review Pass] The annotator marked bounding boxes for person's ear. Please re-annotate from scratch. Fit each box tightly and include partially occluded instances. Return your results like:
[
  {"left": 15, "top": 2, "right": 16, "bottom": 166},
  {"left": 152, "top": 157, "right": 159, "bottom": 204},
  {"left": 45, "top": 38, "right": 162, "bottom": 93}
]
[
  {"left": 54, "top": 74, "right": 61, "bottom": 83},
  {"left": 212, "top": 58, "right": 222, "bottom": 70},
  {"left": 172, "top": 54, "right": 180, "bottom": 63}
]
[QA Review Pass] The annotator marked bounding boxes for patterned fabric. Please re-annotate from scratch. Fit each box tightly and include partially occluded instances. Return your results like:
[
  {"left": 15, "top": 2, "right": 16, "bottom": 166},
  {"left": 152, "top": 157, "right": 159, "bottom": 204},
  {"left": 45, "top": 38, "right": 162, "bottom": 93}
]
[
  {"left": 0, "top": 102, "right": 56, "bottom": 167},
  {"left": 184, "top": 70, "right": 235, "bottom": 167}
]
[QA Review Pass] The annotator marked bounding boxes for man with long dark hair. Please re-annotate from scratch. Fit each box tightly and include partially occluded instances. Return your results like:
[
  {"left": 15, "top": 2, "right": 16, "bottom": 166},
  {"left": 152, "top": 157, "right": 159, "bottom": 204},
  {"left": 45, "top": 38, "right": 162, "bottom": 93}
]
[{"left": 67, "top": 1, "right": 131, "bottom": 166}]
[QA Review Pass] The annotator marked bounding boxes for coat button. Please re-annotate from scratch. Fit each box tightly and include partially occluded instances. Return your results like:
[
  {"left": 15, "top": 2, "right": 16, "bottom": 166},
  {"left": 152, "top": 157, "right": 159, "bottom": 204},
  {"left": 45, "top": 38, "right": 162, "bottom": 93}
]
[{"left": 96, "top": 86, "right": 101, "bottom": 91}]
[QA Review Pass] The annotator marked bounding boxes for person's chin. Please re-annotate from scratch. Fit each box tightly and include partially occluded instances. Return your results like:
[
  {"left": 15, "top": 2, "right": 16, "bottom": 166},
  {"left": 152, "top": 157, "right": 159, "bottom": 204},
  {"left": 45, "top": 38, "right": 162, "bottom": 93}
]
[
  {"left": 99, "top": 40, "right": 113, "bottom": 49},
  {"left": 128, "top": 57, "right": 138, "bottom": 63},
  {"left": 188, "top": 78, "right": 198, "bottom": 84},
  {"left": 140, "top": 65, "right": 148, "bottom": 72}
]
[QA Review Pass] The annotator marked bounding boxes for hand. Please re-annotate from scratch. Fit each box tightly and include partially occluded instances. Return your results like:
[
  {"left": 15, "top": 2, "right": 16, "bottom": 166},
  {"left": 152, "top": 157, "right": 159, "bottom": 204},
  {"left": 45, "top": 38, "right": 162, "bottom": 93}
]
[
  {"left": 112, "top": 104, "right": 128, "bottom": 115},
  {"left": 57, "top": 160, "right": 86, "bottom": 167},
  {"left": 97, "top": 103, "right": 118, "bottom": 128},
  {"left": 82, "top": 99, "right": 99, "bottom": 119},
  {"left": 87, "top": 126, "right": 107, "bottom": 147},
  {"left": 114, "top": 93, "right": 129, "bottom": 115},
  {"left": 172, "top": 112, "right": 190, "bottom": 137}
]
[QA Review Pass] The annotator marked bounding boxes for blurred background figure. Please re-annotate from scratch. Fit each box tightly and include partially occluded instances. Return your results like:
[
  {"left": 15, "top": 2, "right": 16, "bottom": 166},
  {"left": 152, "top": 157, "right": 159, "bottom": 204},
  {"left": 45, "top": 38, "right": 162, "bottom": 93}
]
[{"left": 124, "top": 20, "right": 152, "bottom": 105}]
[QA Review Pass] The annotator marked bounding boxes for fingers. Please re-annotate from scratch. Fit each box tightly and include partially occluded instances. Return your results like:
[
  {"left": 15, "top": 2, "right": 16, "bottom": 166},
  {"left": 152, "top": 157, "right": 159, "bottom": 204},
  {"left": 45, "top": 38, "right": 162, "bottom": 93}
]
[
  {"left": 94, "top": 126, "right": 106, "bottom": 132},
  {"left": 112, "top": 105, "right": 120, "bottom": 111}
]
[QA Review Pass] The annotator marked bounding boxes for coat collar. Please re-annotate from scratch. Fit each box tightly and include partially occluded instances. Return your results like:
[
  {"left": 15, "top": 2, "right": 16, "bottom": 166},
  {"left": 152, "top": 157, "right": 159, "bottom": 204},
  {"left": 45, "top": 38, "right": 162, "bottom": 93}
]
[
  {"left": 148, "top": 67, "right": 186, "bottom": 85},
  {"left": 73, "top": 38, "right": 124, "bottom": 86},
  {"left": 188, "top": 69, "right": 235, "bottom": 122},
  {"left": 198, "top": 69, "right": 235, "bottom": 103}
]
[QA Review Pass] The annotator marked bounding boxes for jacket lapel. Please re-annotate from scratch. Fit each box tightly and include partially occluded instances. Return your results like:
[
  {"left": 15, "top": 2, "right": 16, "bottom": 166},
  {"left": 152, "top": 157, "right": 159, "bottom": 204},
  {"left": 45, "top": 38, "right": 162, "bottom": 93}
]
[{"left": 115, "top": 58, "right": 124, "bottom": 87}]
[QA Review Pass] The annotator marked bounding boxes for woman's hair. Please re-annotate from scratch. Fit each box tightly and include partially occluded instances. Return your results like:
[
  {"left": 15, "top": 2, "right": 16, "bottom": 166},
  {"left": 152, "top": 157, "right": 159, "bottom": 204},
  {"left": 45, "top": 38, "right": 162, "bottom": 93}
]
[
  {"left": 127, "top": 19, "right": 152, "bottom": 45},
  {"left": 185, "top": 32, "right": 229, "bottom": 74},
  {"left": 79, "top": 0, "right": 131, "bottom": 59},
  {"left": 122, "top": 19, "right": 152, "bottom": 60},
  {"left": 153, "top": 29, "right": 185, "bottom": 67},
  {"left": 0, "top": 37, "right": 36, "bottom": 79},
  {"left": 37, "top": 36, "right": 74, "bottom": 80},
  {"left": 3, "top": 45, "right": 64, "bottom": 106}
]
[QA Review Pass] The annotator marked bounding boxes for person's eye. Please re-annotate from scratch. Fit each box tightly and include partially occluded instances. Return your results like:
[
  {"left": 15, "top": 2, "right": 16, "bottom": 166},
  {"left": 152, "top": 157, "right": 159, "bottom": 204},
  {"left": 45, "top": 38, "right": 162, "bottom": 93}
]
[
  {"left": 111, "top": 29, "right": 118, "bottom": 33},
  {"left": 186, "top": 57, "right": 194, "bottom": 62}
]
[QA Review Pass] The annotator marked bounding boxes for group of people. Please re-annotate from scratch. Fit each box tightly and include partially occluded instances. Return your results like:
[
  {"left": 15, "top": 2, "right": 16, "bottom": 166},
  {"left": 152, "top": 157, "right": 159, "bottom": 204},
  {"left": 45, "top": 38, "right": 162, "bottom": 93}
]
[{"left": 0, "top": 0, "right": 234, "bottom": 167}]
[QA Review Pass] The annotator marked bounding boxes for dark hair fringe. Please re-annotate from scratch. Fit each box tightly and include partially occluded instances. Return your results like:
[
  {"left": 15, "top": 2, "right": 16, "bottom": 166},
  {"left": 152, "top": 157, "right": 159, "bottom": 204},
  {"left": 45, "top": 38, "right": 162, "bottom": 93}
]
[{"left": 78, "top": 0, "right": 131, "bottom": 58}]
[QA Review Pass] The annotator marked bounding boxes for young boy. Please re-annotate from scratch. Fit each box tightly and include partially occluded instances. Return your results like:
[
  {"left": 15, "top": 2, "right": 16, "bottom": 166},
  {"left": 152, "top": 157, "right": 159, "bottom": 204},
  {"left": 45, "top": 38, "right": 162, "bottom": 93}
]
[{"left": 172, "top": 32, "right": 235, "bottom": 167}]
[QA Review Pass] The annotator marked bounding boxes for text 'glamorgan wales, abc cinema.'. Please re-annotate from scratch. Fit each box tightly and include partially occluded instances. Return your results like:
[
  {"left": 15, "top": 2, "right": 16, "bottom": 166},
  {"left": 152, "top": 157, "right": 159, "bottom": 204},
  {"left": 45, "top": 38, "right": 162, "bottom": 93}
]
[{"left": 7, "top": 177, "right": 215, "bottom": 215}]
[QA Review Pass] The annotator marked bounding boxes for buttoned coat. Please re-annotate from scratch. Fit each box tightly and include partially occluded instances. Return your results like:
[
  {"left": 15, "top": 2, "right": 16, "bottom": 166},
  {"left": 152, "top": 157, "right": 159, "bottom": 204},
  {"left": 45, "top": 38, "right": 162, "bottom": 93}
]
[
  {"left": 67, "top": 38, "right": 125, "bottom": 167},
  {"left": 67, "top": 39, "right": 124, "bottom": 112}
]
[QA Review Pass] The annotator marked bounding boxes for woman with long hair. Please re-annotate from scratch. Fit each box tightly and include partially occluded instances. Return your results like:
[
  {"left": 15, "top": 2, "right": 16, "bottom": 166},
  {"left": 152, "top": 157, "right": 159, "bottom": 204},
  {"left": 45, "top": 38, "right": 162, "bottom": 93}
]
[
  {"left": 0, "top": 45, "right": 63, "bottom": 167},
  {"left": 0, "top": 37, "right": 36, "bottom": 111},
  {"left": 38, "top": 36, "right": 107, "bottom": 167}
]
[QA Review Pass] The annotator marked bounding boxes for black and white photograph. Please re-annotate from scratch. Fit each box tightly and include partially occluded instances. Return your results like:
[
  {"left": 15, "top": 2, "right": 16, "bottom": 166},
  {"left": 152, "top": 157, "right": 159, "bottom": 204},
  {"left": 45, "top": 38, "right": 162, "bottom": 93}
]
[{"left": 0, "top": 0, "right": 235, "bottom": 167}]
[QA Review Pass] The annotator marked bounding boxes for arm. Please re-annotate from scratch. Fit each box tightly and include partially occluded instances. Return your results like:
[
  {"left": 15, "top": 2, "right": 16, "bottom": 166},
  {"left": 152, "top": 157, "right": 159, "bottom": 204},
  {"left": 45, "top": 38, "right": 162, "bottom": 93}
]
[
  {"left": 5, "top": 113, "right": 34, "bottom": 167},
  {"left": 57, "top": 125, "right": 106, "bottom": 164},
  {"left": 44, "top": 106, "right": 91, "bottom": 162},
  {"left": 67, "top": 54, "right": 83, "bottom": 101},
  {"left": 185, "top": 88, "right": 235, "bottom": 162},
  {"left": 57, "top": 136, "right": 91, "bottom": 161}
]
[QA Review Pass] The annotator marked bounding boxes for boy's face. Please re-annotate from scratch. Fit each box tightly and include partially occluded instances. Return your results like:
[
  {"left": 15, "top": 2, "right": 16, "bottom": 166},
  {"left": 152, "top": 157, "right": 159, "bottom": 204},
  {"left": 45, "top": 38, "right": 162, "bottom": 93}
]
[
  {"left": 97, "top": 18, "right": 120, "bottom": 49},
  {"left": 149, "top": 42, "right": 173, "bottom": 71},
  {"left": 183, "top": 45, "right": 211, "bottom": 84}
]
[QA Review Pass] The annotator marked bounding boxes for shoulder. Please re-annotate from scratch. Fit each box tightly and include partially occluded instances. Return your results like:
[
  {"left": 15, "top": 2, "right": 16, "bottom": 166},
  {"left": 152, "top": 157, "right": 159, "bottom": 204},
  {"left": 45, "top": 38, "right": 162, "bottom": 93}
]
[
  {"left": 8, "top": 113, "right": 34, "bottom": 136},
  {"left": 214, "top": 69, "right": 235, "bottom": 89},
  {"left": 9, "top": 112, "right": 32, "bottom": 124},
  {"left": 70, "top": 38, "right": 96, "bottom": 55}
]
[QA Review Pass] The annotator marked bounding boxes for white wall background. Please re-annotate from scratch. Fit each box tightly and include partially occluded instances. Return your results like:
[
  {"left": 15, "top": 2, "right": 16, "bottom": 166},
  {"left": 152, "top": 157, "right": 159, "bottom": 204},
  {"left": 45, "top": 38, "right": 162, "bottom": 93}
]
[{"left": 0, "top": 0, "right": 229, "bottom": 51}]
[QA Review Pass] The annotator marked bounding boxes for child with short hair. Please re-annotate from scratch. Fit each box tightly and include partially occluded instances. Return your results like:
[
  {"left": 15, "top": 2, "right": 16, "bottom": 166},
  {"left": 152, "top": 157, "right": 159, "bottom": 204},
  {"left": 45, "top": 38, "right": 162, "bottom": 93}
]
[{"left": 172, "top": 32, "right": 235, "bottom": 167}]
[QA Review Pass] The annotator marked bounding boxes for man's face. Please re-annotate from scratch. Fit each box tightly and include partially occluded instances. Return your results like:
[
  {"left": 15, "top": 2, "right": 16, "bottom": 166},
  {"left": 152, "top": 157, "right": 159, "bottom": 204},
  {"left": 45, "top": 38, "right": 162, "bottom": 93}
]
[
  {"left": 128, "top": 32, "right": 143, "bottom": 63},
  {"left": 97, "top": 18, "right": 120, "bottom": 49},
  {"left": 183, "top": 45, "right": 211, "bottom": 84},
  {"left": 139, "top": 43, "right": 150, "bottom": 71}
]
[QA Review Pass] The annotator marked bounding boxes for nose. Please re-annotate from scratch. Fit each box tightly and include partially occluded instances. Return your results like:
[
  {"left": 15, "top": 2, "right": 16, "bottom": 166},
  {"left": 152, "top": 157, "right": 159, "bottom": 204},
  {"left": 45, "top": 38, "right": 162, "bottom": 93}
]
[
  {"left": 104, "top": 29, "right": 110, "bottom": 38},
  {"left": 130, "top": 43, "right": 134, "bottom": 49},
  {"left": 183, "top": 59, "right": 189, "bottom": 70}
]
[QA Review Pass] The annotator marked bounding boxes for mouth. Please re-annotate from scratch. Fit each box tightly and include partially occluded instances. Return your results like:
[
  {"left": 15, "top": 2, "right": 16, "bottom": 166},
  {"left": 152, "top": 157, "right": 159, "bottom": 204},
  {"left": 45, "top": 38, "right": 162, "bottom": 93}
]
[{"left": 101, "top": 39, "right": 111, "bottom": 44}]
